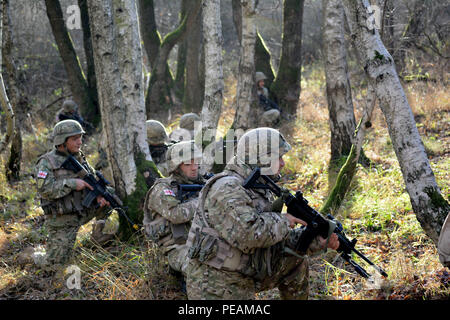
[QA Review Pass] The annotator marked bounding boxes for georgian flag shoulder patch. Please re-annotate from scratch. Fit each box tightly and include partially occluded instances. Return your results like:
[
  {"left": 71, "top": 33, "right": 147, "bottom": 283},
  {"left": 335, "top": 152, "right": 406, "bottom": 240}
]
[
  {"left": 37, "top": 171, "right": 48, "bottom": 179},
  {"left": 163, "top": 189, "right": 176, "bottom": 197}
]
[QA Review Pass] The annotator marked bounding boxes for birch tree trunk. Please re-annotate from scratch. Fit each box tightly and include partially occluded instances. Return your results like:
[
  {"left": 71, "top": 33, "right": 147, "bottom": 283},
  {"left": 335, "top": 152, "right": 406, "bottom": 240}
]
[
  {"left": 87, "top": 0, "right": 155, "bottom": 238},
  {"left": 232, "top": 0, "right": 257, "bottom": 131},
  {"left": 270, "top": 0, "right": 305, "bottom": 117},
  {"left": 0, "top": 1, "right": 14, "bottom": 155},
  {"left": 3, "top": 0, "right": 25, "bottom": 182},
  {"left": 199, "top": 0, "right": 224, "bottom": 173},
  {"left": 323, "top": 0, "right": 356, "bottom": 165},
  {"left": 343, "top": 0, "right": 449, "bottom": 243}
]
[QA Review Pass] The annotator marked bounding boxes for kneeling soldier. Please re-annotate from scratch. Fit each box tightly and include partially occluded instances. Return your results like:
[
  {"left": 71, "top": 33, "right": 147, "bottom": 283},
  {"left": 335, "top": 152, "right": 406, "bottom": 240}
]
[
  {"left": 143, "top": 141, "right": 204, "bottom": 287},
  {"left": 185, "top": 128, "right": 339, "bottom": 300},
  {"left": 35, "top": 120, "right": 113, "bottom": 269}
]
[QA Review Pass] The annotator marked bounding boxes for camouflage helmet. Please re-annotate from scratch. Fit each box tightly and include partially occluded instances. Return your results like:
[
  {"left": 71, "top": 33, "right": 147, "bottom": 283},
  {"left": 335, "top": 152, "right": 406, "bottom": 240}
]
[
  {"left": 166, "top": 140, "right": 203, "bottom": 174},
  {"left": 62, "top": 99, "right": 78, "bottom": 113},
  {"left": 146, "top": 120, "right": 169, "bottom": 145},
  {"left": 179, "top": 113, "right": 201, "bottom": 131},
  {"left": 255, "top": 72, "right": 267, "bottom": 83},
  {"left": 236, "top": 127, "right": 291, "bottom": 174},
  {"left": 53, "top": 120, "right": 85, "bottom": 146}
]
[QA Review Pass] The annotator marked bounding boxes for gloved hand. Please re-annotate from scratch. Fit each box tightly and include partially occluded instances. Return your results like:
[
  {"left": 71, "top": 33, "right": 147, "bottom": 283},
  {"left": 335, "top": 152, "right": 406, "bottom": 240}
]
[{"left": 271, "top": 188, "right": 291, "bottom": 212}]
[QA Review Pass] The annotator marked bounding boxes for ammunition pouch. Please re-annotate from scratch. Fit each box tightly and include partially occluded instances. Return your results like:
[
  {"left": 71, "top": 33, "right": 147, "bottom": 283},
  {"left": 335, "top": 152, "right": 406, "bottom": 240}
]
[
  {"left": 186, "top": 221, "right": 250, "bottom": 274},
  {"left": 171, "top": 223, "right": 189, "bottom": 245},
  {"left": 40, "top": 189, "right": 89, "bottom": 216},
  {"left": 144, "top": 214, "right": 189, "bottom": 247}
]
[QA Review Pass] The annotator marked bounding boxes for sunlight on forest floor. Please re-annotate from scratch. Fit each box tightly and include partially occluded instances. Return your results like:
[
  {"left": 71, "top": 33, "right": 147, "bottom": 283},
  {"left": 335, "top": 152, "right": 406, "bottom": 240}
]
[{"left": 0, "top": 72, "right": 448, "bottom": 300}]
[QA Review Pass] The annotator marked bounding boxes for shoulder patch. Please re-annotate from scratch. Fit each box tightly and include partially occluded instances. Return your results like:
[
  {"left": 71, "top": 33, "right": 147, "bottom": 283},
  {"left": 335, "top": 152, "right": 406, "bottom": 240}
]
[{"left": 163, "top": 189, "right": 176, "bottom": 197}]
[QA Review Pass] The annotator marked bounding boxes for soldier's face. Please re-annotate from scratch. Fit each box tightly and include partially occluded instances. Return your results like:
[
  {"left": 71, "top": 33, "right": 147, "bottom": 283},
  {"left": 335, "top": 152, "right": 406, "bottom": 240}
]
[
  {"left": 275, "top": 156, "right": 285, "bottom": 175},
  {"left": 179, "top": 160, "right": 199, "bottom": 180},
  {"left": 66, "top": 134, "right": 83, "bottom": 154},
  {"left": 258, "top": 80, "right": 265, "bottom": 88}
]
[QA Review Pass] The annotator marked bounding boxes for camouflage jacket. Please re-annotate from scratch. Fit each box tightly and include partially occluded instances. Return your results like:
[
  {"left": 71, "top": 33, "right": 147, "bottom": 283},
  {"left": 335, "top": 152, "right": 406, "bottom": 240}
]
[
  {"left": 143, "top": 172, "right": 204, "bottom": 250},
  {"left": 186, "top": 160, "right": 325, "bottom": 277},
  {"left": 35, "top": 149, "right": 97, "bottom": 216},
  {"left": 196, "top": 162, "right": 290, "bottom": 254}
]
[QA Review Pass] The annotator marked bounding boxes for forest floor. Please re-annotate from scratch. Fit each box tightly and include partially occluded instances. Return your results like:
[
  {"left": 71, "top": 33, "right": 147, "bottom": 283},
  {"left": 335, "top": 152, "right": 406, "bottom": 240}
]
[{"left": 0, "top": 71, "right": 449, "bottom": 300}]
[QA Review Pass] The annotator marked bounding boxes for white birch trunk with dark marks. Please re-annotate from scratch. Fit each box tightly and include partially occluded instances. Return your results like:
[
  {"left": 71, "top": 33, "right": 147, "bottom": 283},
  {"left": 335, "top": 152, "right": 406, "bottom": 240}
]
[
  {"left": 343, "top": 0, "right": 449, "bottom": 243},
  {"left": 323, "top": 0, "right": 356, "bottom": 163},
  {"left": 232, "top": 0, "right": 257, "bottom": 131},
  {"left": 200, "top": 0, "right": 224, "bottom": 172},
  {"left": 87, "top": 0, "right": 150, "bottom": 198}
]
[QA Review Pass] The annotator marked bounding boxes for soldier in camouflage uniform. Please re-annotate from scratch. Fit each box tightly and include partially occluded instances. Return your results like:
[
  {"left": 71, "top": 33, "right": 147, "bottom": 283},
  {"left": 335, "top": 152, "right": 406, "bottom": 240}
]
[
  {"left": 256, "top": 72, "right": 281, "bottom": 127},
  {"left": 55, "top": 100, "right": 93, "bottom": 133},
  {"left": 35, "top": 120, "right": 112, "bottom": 269},
  {"left": 185, "top": 128, "right": 339, "bottom": 300},
  {"left": 143, "top": 141, "right": 204, "bottom": 287},
  {"left": 438, "top": 213, "right": 450, "bottom": 268},
  {"left": 169, "top": 113, "right": 201, "bottom": 142},
  {"left": 143, "top": 120, "right": 172, "bottom": 188}
]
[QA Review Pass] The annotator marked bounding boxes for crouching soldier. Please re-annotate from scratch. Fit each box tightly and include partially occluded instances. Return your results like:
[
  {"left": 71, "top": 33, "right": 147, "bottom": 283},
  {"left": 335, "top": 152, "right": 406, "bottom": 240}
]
[
  {"left": 143, "top": 141, "right": 204, "bottom": 289},
  {"left": 185, "top": 128, "right": 339, "bottom": 300},
  {"left": 169, "top": 113, "right": 201, "bottom": 142},
  {"left": 256, "top": 72, "right": 281, "bottom": 127},
  {"left": 35, "top": 120, "right": 113, "bottom": 269},
  {"left": 143, "top": 120, "right": 172, "bottom": 189}
]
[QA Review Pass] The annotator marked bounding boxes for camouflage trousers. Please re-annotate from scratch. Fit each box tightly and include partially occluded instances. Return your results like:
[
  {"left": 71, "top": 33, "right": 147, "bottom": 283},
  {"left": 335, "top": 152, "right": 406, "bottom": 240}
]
[
  {"left": 43, "top": 208, "right": 109, "bottom": 267},
  {"left": 166, "top": 244, "right": 190, "bottom": 276},
  {"left": 186, "top": 254, "right": 309, "bottom": 300}
]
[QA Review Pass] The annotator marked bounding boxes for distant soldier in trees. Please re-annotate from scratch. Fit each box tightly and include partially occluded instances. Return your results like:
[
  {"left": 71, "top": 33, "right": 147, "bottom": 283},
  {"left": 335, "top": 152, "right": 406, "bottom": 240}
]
[
  {"left": 35, "top": 120, "right": 114, "bottom": 270},
  {"left": 55, "top": 100, "right": 94, "bottom": 133},
  {"left": 143, "top": 141, "right": 205, "bottom": 293},
  {"left": 169, "top": 113, "right": 201, "bottom": 142},
  {"left": 256, "top": 72, "right": 281, "bottom": 127}
]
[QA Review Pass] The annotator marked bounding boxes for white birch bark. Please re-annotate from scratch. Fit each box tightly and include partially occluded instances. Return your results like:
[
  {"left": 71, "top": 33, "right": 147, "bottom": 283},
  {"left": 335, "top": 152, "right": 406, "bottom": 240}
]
[
  {"left": 343, "top": 0, "right": 449, "bottom": 243},
  {"left": 323, "top": 0, "right": 356, "bottom": 162},
  {"left": 87, "top": 0, "right": 144, "bottom": 197},
  {"left": 232, "top": 0, "right": 257, "bottom": 131},
  {"left": 112, "top": 0, "right": 150, "bottom": 161},
  {"left": 200, "top": 0, "right": 224, "bottom": 172},
  {"left": 0, "top": 1, "right": 15, "bottom": 154}
]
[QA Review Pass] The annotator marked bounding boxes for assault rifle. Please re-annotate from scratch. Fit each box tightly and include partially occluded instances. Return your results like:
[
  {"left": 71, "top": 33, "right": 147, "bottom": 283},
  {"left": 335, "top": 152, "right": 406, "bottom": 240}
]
[
  {"left": 61, "top": 154, "right": 139, "bottom": 230},
  {"left": 177, "top": 173, "right": 213, "bottom": 203},
  {"left": 243, "top": 167, "right": 388, "bottom": 280}
]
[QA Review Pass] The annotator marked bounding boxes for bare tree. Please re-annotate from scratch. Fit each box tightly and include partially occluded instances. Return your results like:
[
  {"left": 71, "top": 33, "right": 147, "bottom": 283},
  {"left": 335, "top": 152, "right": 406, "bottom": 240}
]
[
  {"left": 323, "top": 0, "right": 356, "bottom": 166},
  {"left": 3, "top": 0, "right": 25, "bottom": 182},
  {"left": 231, "top": 0, "right": 257, "bottom": 132},
  {"left": 44, "top": 0, "right": 97, "bottom": 123},
  {"left": 183, "top": 4, "right": 204, "bottom": 113},
  {"left": 87, "top": 0, "right": 157, "bottom": 238},
  {"left": 343, "top": 0, "right": 449, "bottom": 243},
  {"left": 199, "top": 0, "right": 224, "bottom": 173},
  {"left": 144, "top": 0, "right": 201, "bottom": 120},
  {"left": 270, "top": 0, "right": 305, "bottom": 117},
  {"left": 0, "top": 0, "right": 14, "bottom": 155}
]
